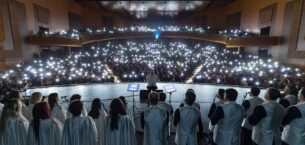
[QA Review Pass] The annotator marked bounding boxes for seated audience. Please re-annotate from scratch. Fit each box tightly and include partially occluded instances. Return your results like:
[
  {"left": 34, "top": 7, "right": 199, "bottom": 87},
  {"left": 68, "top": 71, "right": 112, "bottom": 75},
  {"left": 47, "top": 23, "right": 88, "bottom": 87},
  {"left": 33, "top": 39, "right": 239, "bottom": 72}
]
[
  {"left": 23, "top": 92, "right": 42, "bottom": 121},
  {"left": 241, "top": 87, "right": 264, "bottom": 145},
  {"left": 66, "top": 94, "right": 87, "bottom": 118},
  {"left": 0, "top": 99, "right": 29, "bottom": 145},
  {"left": 141, "top": 92, "right": 168, "bottom": 145},
  {"left": 211, "top": 88, "right": 245, "bottom": 145},
  {"left": 27, "top": 102, "right": 63, "bottom": 145},
  {"left": 62, "top": 100, "right": 97, "bottom": 145},
  {"left": 88, "top": 98, "right": 107, "bottom": 145},
  {"left": 48, "top": 93, "right": 67, "bottom": 124},
  {"left": 249, "top": 87, "right": 285, "bottom": 145},
  {"left": 174, "top": 90, "right": 203, "bottom": 145},
  {"left": 281, "top": 88, "right": 305, "bottom": 145},
  {"left": 101, "top": 98, "right": 136, "bottom": 145}
]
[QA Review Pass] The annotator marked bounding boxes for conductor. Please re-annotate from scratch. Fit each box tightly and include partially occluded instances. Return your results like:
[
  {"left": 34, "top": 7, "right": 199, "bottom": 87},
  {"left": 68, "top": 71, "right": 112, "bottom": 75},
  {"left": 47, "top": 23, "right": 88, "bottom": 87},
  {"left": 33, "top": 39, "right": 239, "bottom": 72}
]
[{"left": 146, "top": 70, "right": 159, "bottom": 92}]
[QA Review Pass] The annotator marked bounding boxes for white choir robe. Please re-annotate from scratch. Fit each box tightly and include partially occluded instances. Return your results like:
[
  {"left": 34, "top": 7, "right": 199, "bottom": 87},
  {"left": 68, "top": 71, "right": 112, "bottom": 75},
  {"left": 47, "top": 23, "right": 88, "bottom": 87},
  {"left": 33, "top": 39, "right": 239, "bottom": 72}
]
[
  {"left": 51, "top": 104, "right": 67, "bottom": 124},
  {"left": 61, "top": 116, "right": 97, "bottom": 145},
  {"left": 126, "top": 107, "right": 135, "bottom": 130},
  {"left": 143, "top": 105, "right": 168, "bottom": 145},
  {"left": 0, "top": 103, "right": 3, "bottom": 118},
  {"left": 93, "top": 109, "right": 107, "bottom": 145},
  {"left": 27, "top": 118, "right": 63, "bottom": 145},
  {"left": 158, "top": 101, "right": 173, "bottom": 134},
  {"left": 23, "top": 104, "right": 35, "bottom": 121},
  {"left": 101, "top": 115, "right": 136, "bottom": 145},
  {"left": 175, "top": 105, "right": 201, "bottom": 145},
  {"left": 0, "top": 116, "right": 29, "bottom": 145},
  {"left": 66, "top": 107, "right": 87, "bottom": 119},
  {"left": 282, "top": 102, "right": 305, "bottom": 145}
]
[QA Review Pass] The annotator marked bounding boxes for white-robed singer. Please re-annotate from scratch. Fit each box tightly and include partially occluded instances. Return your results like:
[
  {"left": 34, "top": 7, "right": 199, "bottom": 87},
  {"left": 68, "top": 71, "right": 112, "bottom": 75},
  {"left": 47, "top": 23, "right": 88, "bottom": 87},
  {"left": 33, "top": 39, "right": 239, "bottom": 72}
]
[
  {"left": 211, "top": 88, "right": 246, "bottom": 145},
  {"left": 141, "top": 92, "right": 168, "bottom": 145},
  {"left": 101, "top": 98, "right": 136, "bottom": 145},
  {"left": 208, "top": 89, "right": 225, "bottom": 132},
  {"left": 174, "top": 91, "right": 203, "bottom": 145},
  {"left": 0, "top": 99, "right": 29, "bottom": 145},
  {"left": 66, "top": 94, "right": 88, "bottom": 119},
  {"left": 281, "top": 88, "right": 305, "bottom": 145},
  {"left": 279, "top": 84, "right": 298, "bottom": 108},
  {"left": 62, "top": 100, "right": 97, "bottom": 145},
  {"left": 88, "top": 98, "right": 107, "bottom": 145},
  {"left": 119, "top": 96, "right": 135, "bottom": 128},
  {"left": 48, "top": 93, "right": 67, "bottom": 124},
  {"left": 241, "top": 87, "right": 264, "bottom": 145},
  {"left": 27, "top": 102, "right": 63, "bottom": 145},
  {"left": 158, "top": 92, "right": 173, "bottom": 135},
  {"left": 249, "top": 88, "right": 286, "bottom": 145},
  {"left": 23, "top": 92, "right": 43, "bottom": 121}
]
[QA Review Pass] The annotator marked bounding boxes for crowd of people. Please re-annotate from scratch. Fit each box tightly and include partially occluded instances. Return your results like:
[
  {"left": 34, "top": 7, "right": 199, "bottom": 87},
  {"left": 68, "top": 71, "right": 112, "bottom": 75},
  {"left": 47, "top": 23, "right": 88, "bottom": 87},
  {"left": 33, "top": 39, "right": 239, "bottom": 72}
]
[
  {"left": 0, "top": 38, "right": 304, "bottom": 92},
  {"left": 37, "top": 25, "right": 257, "bottom": 39},
  {"left": 0, "top": 83, "right": 305, "bottom": 145}
]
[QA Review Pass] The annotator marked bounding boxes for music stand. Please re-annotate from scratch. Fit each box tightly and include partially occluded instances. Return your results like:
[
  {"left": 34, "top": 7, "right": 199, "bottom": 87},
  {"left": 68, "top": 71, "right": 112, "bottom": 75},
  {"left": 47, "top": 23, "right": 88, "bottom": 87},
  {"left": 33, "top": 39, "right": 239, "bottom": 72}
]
[
  {"left": 163, "top": 84, "right": 176, "bottom": 104},
  {"left": 127, "top": 84, "right": 140, "bottom": 112}
]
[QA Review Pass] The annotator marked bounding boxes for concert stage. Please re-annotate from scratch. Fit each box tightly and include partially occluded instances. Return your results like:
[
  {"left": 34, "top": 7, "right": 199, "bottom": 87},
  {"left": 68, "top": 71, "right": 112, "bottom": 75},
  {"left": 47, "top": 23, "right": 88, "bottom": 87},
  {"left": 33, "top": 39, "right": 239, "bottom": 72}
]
[{"left": 26, "top": 83, "right": 266, "bottom": 133}]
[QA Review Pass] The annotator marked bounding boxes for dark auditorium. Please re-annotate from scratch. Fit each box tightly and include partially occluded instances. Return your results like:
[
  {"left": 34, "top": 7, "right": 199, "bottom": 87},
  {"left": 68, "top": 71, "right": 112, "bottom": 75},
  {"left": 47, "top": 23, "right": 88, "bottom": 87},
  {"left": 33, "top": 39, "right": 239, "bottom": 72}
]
[{"left": 0, "top": 0, "right": 305, "bottom": 145}]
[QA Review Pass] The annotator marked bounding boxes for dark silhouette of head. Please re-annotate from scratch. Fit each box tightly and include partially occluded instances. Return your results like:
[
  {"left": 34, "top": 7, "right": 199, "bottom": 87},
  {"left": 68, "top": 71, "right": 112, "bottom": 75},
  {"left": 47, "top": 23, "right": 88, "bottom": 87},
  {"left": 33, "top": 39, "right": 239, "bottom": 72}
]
[
  {"left": 89, "top": 98, "right": 102, "bottom": 119},
  {"left": 32, "top": 102, "right": 51, "bottom": 141},
  {"left": 70, "top": 94, "right": 81, "bottom": 102},
  {"left": 159, "top": 92, "right": 166, "bottom": 101},
  {"left": 109, "top": 98, "right": 126, "bottom": 131},
  {"left": 68, "top": 100, "right": 83, "bottom": 117},
  {"left": 265, "top": 87, "right": 280, "bottom": 100},
  {"left": 217, "top": 89, "right": 225, "bottom": 100},
  {"left": 48, "top": 93, "right": 59, "bottom": 110},
  {"left": 148, "top": 92, "right": 159, "bottom": 105},
  {"left": 185, "top": 91, "right": 196, "bottom": 106},
  {"left": 224, "top": 88, "right": 238, "bottom": 101},
  {"left": 250, "top": 87, "right": 260, "bottom": 97}
]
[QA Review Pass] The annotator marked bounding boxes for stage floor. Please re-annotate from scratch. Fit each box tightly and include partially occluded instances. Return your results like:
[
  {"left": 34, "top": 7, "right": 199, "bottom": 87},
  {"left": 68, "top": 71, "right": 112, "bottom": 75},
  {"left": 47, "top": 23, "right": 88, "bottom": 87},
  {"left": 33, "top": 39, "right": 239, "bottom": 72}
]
[{"left": 26, "top": 83, "right": 266, "bottom": 133}]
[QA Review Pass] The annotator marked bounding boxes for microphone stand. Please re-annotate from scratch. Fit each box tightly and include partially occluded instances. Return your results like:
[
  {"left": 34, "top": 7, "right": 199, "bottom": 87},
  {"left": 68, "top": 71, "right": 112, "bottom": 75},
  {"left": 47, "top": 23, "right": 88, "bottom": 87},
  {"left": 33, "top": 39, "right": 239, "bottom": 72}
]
[{"left": 242, "top": 93, "right": 248, "bottom": 102}]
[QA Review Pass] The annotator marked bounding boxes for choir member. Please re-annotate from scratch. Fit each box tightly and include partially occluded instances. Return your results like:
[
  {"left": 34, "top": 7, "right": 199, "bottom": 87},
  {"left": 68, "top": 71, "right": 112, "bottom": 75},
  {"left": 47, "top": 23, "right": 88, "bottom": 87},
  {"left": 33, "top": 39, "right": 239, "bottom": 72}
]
[
  {"left": 208, "top": 89, "right": 225, "bottom": 119},
  {"left": 249, "top": 87, "right": 285, "bottom": 145},
  {"left": 48, "top": 93, "right": 67, "bottom": 124},
  {"left": 281, "top": 88, "right": 305, "bottom": 145},
  {"left": 101, "top": 98, "right": 136, "bottom": 145},
  {"left": 210, "top": 88, "right": 245, "bottom": 145},
  {"left": 23, "top": 92, "right": 42, "bottom": 121},
  {"left": 180, "top": 89, "right": 200, "bottom": 110},
  {"left": 174, "top": 90, "right": 203, "bottom": 145},
  {"left": 66, "top": 94, "right": 87, "bottom": 118},
  {"left": 158, "top": 92, "right": 173, "bottom": 136},
  {"left": 27, "top": 102, "right": 63, "bottom": 145},
  {"left": 119, "top": 96, "right": 135, "bottom": 128},
  {"left": 208, "top": 89, "right": 225, "bottom": 145},
  {"left": 0, "top": 99, "right": 29, "bottom": 145},
  {"left": 88, "top": 98, "right": 107, "bottom": 145},
  {"left": 0, "top": 103, "right": 3, "bottom": 117},
  {"left": 141, "top": 92, "right": 168, "bottom": 145},
  {"left": 61, "top": 100, "right": 97, "bottom": 145},
  {"left": 241, "top": 87, "right": 264, "bottom": 145},
  {"left": 280, "top": 84, "right": 298, "bottom": 108}
]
